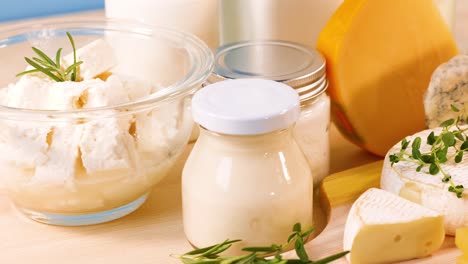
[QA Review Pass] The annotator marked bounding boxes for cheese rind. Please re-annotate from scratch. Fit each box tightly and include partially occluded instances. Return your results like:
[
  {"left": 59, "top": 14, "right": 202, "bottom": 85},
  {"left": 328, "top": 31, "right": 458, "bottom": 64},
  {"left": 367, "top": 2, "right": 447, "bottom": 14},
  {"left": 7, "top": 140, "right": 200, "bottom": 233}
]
[
  {"left": 344, "top": 188, "right": 445, "bottom": 264},
  {"left": 381, "top": 126, "right": 468, "bottom": 235},
  {"left": 317, "top": 0, "right": 459, "bottom": 156}
]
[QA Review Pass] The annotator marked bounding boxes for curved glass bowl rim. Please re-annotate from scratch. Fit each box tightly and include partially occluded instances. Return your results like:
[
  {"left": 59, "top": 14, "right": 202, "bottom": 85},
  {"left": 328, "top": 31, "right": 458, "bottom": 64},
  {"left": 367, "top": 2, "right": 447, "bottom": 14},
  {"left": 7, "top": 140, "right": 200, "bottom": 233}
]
[{"left": 0, "top": 18, "right": 214, "bottom": 121}]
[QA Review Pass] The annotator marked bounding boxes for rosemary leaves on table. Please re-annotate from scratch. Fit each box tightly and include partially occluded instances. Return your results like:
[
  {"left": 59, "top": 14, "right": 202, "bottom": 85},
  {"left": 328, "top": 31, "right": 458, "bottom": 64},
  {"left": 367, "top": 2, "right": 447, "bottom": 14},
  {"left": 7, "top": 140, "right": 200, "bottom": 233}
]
[{"left": 173, "top": 223, "right": 349, "bottom": 264}]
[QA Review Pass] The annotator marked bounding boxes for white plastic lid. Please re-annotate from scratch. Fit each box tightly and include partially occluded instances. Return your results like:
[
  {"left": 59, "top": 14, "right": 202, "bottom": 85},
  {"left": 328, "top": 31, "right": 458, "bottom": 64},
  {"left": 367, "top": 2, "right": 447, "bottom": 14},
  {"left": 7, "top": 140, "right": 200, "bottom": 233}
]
[{"left": 192, "top": 79, "right": 300, "bottom": 135}]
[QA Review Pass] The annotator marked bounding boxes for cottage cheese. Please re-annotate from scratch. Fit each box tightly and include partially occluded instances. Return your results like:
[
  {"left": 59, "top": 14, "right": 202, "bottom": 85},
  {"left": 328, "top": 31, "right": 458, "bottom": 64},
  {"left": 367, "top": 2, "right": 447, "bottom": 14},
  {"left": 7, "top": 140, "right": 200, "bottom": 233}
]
[
  {"left": 0, "top": 38, "right": 187, "bottom": 213},
  {"left": 64, "top": 38, "right": 118, "bottom": 80}
]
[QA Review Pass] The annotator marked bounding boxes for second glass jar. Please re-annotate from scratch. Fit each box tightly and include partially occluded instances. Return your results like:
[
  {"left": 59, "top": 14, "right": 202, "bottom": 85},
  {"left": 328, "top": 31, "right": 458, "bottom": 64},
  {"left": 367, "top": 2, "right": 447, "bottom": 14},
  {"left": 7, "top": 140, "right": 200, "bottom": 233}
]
[
  {"left": 190, "top": 41, "right": 330, "bottom": 185},
  {"left": 183, "top": 79, "right": 313, "bottom": 254}
]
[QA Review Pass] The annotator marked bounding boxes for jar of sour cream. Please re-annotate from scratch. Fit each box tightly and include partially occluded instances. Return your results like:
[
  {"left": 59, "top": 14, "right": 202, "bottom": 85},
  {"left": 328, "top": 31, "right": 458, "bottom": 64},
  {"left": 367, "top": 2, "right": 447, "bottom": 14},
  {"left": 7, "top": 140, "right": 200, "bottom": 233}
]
[
  {"left": 191, "top": 41, "right": 330, "bottom": 186},
  {"left": 182, "top": 79, "right": 313, "bottom": 254}
]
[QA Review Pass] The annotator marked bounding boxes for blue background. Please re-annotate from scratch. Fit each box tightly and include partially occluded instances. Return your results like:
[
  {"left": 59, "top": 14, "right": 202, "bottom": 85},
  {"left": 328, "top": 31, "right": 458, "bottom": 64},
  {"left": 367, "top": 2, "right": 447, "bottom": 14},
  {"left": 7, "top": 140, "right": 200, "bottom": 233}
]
[{"left": 0, "top": 0, "right": 105, "bottom": 22}]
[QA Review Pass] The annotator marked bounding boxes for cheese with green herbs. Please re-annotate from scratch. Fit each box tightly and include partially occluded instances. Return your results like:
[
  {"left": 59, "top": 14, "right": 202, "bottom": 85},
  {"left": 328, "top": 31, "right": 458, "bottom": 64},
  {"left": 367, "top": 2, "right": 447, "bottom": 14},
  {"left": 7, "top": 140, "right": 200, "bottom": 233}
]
[{"left": 381, "top": 126, "right": 468, "bottom": 235}]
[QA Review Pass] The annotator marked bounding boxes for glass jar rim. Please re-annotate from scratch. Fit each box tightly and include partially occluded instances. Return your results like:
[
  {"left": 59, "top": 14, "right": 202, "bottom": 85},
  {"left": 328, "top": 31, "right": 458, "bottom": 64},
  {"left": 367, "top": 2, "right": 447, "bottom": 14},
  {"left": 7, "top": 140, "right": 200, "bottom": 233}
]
[{"left": 0, "top": 18, "right": 214, "bottom": 121}]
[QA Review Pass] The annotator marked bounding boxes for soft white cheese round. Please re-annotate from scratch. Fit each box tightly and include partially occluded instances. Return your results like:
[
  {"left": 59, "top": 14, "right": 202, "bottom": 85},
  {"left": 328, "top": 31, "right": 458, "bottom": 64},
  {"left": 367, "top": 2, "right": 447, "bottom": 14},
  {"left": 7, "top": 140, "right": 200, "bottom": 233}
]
[{"left": 381, "top": 126, "right": 468, "bottom": 235}]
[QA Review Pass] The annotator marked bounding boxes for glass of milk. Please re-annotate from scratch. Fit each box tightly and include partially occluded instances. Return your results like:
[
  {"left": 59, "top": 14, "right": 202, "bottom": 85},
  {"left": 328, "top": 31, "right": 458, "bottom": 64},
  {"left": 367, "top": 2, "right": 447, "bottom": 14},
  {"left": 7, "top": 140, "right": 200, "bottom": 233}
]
[
  {"left": 434, "top": 0, "right": 456, "bottom": 31},
  {"left": 219, "top": 0, "right": 456, "bottom": 47},
  {"left": 105, "top": 0, "right": 219, "bottom": 49}
]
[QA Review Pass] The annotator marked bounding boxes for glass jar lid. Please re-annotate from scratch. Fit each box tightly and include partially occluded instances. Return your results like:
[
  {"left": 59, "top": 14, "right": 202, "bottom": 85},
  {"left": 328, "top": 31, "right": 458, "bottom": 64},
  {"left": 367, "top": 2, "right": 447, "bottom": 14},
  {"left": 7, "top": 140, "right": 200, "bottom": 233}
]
[
  {"left": 208, "top": 40, "right": 327, "bottom": 104},
  {"left": 193, "top": 79, "right": 300, "bottom": 136}
]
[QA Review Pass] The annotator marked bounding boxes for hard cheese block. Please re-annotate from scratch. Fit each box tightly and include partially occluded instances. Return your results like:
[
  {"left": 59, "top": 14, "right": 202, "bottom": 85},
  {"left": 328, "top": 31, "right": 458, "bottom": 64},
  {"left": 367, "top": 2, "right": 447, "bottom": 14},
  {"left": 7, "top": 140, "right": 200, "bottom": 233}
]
[
  {"left": 381, "top": 127, "right": 468, "bottom": 235},
  {"left": 457, "top": 227, "right": 468, "bottom": 264},
  {"left": 457, "top": 227, "right": 468, "bottom": 253},
  {"left": 317, "top": 0, "right": 459, "bottom": 156},
  {"left": 344, "top": 188, "right": 445, "bottom": 264}
]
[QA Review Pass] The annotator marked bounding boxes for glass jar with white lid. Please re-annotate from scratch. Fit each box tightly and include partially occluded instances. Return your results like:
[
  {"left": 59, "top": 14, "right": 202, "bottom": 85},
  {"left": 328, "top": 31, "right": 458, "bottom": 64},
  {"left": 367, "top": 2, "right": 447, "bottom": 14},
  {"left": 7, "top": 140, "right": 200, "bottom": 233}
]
[
  {"left": 191, "top": 40, "right": 330, "bottom": 186},
  {"left": 182, "top": 79, "right": 313, "bottom": 254}
]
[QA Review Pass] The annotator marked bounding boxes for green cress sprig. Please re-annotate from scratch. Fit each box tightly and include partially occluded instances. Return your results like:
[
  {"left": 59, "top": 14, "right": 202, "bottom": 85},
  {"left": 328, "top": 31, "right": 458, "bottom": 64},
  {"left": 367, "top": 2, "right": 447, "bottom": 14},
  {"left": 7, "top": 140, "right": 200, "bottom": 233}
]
[
  {"left": 16, "top": 32, "right": 82, "bottom": 82},
  {"left": 172, "top": 223, "right": 349, "bottom": 264},
  {"left": 389, "top": 104, "right": 468, "bottom": 198}
]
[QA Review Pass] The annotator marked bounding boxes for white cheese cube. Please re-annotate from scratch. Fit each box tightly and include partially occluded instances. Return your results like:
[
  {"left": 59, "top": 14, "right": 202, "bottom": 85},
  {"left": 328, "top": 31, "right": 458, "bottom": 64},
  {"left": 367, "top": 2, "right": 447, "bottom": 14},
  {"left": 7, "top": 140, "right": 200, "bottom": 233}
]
[
  {"left": 0, "top": 122, "right": 50, "bottom": 168},
  {"left": 47, "top": 80, "right": 95, "bottom": 110},
  {"left": 344, "top": 188, "right": 445, "bottom": 264},
  {"left": 136, "top": 101, "right": 180, "bottom": 151},
  {"left": 119, "top": 75, "right": 153, "bottom": 101},
  {"left": 46, "top": 76, "right": 130, "bottom": 110},
  {"left": 64, "top": 38, "right": 117, "bottom": 80},
  {"left": 33, "top": 125, "right": 82, "bottom": 186},
  {"left": 5, "top": 75, "right": 53, "bottom": 109},
  {"left": 80, "top": 116, "right": 136, "bottom": 173},
  {"left": 84, "top": 75, "right": 129, "bottom": 107}
]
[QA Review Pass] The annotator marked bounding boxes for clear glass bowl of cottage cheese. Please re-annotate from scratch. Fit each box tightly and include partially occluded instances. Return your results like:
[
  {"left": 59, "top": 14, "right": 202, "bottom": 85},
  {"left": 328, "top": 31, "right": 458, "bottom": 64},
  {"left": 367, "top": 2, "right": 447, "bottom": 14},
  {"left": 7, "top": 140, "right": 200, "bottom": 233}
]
[{"left": 0, "top": 20, "right": 213, "bottom": 225}]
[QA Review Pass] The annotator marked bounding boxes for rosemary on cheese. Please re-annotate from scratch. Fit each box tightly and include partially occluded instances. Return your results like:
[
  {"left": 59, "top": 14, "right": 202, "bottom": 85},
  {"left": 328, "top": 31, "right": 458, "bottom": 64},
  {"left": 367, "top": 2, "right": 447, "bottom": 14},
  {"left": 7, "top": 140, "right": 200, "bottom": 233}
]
[{"left": 17, "top": 32, "right": 82, "bottom": 82}]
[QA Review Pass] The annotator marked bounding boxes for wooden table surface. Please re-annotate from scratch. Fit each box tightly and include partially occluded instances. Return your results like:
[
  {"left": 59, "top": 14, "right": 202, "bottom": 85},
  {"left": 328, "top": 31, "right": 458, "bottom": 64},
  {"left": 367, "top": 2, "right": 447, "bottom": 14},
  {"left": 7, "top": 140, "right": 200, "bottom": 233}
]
[{"left": 0, "top": 5, "right": 467, "bottom": 263}]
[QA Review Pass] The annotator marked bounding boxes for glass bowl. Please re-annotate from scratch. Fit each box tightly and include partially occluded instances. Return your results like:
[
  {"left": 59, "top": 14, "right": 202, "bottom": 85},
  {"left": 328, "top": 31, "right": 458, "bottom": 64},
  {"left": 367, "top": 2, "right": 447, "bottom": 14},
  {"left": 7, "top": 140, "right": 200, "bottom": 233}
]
[{"left": 0, "top": 19, "right": 213, "bottom": 225}]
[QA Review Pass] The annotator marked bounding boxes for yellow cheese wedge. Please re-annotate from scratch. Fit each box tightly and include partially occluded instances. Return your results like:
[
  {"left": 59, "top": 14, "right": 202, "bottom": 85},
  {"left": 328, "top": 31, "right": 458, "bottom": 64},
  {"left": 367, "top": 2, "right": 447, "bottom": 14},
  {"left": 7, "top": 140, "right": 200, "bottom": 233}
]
[
  {"left": 317, "top": 0, "right": 458, "bottom": 156},
  {"left": 457, "top": 227, "right": 468, "bottom": 253},
  {"left": 458, "top": 254, "right": 468, "bottom": 264}
]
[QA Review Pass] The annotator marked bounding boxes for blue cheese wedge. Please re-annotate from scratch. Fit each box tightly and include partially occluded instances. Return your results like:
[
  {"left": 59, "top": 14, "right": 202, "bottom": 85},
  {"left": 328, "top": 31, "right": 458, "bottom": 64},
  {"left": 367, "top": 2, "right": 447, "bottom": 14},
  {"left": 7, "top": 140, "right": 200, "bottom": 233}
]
[
  {"left": 344, "top": 188, "right": 445, "bottom": 264},
  {"left": 424, "top": 54, "right": 468, "bottom": 128}
]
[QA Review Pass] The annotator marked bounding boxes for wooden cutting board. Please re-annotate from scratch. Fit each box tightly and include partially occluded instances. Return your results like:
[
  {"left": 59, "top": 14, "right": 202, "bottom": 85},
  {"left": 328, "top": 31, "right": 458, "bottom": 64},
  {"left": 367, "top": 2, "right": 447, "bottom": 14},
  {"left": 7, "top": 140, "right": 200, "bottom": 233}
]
[
  {"left": 285, "top": 160, "right": 461, "bottom": 263},
  {"left": 0, "top": 158, "right": 461, "bottom": 263}
]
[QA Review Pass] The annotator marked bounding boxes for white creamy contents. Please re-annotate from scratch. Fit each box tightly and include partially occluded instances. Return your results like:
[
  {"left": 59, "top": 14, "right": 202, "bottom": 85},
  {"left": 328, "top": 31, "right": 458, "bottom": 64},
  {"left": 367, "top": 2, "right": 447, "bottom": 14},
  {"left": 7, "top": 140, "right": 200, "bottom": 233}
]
[
  {"left": 190, "top": 93, "right": 331, "bottom": 184},
  {"left": 183, "top": 129, "right": 313, "bottom": 254},
  {"left": 344, "top": 188, "right": 445, "bottom": 264},
  {"left": 294, "top": 93, "right": 330, "bottom": 185},
  {"left": 0, "top": 39, "right": 191, "bottom": 213},
  {"left": 381, "top": 126, "right": 468, "bottom": 235}
]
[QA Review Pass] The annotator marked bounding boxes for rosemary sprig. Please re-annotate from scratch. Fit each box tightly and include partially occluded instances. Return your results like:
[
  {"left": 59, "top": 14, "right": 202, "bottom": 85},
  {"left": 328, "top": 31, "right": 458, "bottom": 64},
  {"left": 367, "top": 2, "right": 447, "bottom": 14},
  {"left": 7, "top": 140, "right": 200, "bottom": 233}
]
[
  {"left": 389, "top": 104, "right": 467, "bottom": 198},
  {"left": 16, "top": 32, "right": 82, "bottom": 82},
  {"left": 172, "top": 223, "right": 349, "bottom": 264}
]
